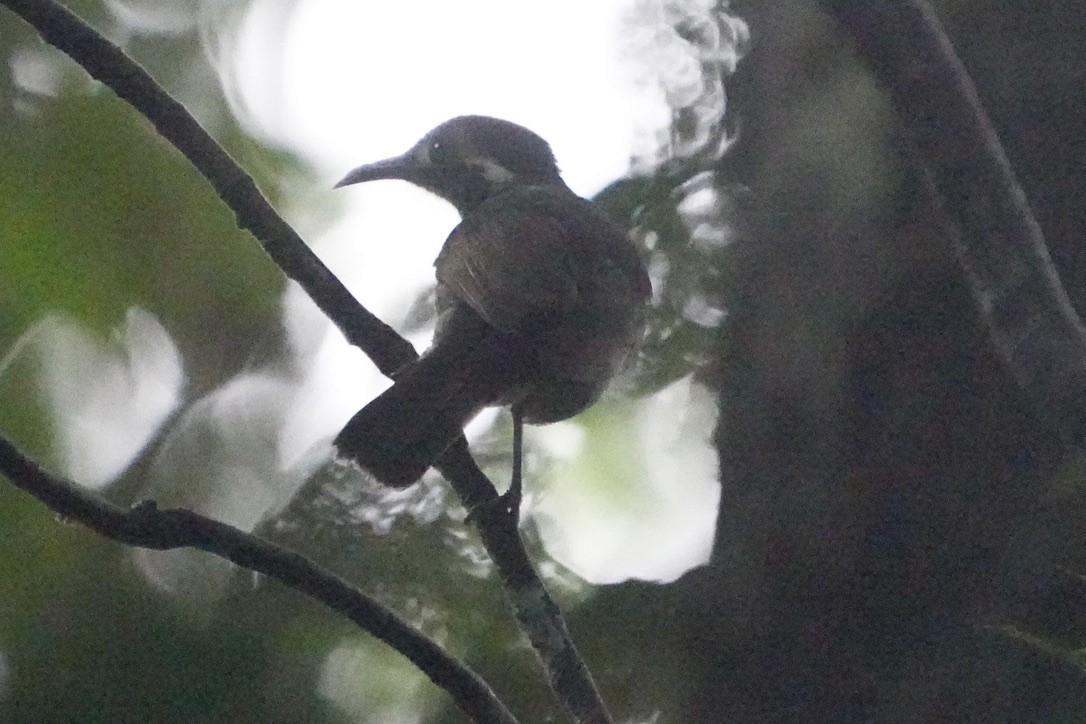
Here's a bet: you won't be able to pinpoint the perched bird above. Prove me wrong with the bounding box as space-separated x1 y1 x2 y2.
334 116 650 505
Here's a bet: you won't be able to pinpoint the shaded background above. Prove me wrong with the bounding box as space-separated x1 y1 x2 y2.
2 0 1086 721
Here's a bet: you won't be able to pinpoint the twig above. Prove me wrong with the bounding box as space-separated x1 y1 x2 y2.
819 0 1086 444
0 434 516 724
0 0 611 721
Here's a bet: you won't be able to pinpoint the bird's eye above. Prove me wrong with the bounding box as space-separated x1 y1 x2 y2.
428 140 450 164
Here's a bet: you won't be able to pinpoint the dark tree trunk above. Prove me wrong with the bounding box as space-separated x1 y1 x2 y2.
662 1 1086 720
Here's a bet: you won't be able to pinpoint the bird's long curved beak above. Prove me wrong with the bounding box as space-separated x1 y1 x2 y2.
334 153 417 188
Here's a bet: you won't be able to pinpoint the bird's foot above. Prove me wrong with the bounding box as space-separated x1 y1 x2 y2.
498 476 522 521
466 479 521 527
466 404 524 527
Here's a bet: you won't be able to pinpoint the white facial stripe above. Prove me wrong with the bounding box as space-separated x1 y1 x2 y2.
474 158 515 183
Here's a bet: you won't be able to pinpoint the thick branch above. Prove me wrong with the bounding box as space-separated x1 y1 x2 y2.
0 0 610 721
819 0 1086 443
0 434 515 724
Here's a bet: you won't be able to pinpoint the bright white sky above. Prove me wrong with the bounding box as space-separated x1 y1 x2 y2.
237 0 634 190
229 0 721 585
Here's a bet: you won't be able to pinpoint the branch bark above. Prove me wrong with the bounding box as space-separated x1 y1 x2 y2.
818 0 1086 445
0 434 516 724
0 0 610 721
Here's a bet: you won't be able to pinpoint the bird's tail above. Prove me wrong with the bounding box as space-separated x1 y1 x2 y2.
334 332 522 487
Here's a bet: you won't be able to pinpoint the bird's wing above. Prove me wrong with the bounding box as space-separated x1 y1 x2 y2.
435 206 579 333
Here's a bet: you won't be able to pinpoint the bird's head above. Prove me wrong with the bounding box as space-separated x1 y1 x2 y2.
335 116 564 215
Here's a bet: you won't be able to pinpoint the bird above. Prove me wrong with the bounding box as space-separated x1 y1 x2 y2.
333 115 650 511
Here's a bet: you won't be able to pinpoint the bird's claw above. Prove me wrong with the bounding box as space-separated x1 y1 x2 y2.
466 481 521 527
498 478 522 521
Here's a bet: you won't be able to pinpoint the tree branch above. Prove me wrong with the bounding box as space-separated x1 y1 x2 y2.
0 0 610 721
818 0 1086 444
0 434 516 724
2 0 414 377
438 442 611 724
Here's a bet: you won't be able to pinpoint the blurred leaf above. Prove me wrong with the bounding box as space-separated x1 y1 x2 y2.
0 90 285 383
595 163 736 397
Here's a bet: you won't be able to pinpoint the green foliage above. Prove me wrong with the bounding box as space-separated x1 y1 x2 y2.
6 0 1083 721
0 7 321 721
0 88 284 374
595 163 734 396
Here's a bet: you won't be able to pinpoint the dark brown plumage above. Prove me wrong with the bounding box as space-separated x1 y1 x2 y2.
334 116 650 488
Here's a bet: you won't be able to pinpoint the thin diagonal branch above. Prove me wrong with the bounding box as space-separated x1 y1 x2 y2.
2 0 415 377
0 1 610 721
0 434 516 724
438 443 610 724
819 0 1086 444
